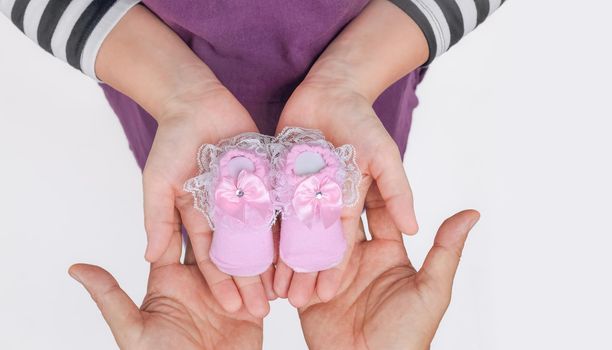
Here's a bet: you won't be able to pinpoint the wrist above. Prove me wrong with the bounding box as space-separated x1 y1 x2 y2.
155 76 256 143
94 5 228 122
301 0 428 103
302 56 367 100
281 69 371 131
153 64 228 123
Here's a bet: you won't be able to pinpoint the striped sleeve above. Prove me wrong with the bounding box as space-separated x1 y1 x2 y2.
1 0 140 79
389 0 506 65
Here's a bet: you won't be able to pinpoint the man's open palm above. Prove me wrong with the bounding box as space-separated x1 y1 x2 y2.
299 204 480 350
69 231 263 350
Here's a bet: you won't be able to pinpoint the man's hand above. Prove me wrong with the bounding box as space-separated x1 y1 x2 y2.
298 202 480 350
69 232 264 350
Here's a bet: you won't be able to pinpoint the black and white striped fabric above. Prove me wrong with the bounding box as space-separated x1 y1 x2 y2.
1 0 504 80
1 0 139 79
390 0 506 64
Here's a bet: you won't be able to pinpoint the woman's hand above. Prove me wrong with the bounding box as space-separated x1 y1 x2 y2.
298 206 480 350
275 81 418 306
69 233 264 350
143 83 276 318
274 0 429 305
94 5 275 317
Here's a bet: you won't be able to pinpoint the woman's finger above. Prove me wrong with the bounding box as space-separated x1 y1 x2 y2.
273 259 293 298
69 264 142 347
315 266 343 303
183 235 196 265
151 208 183 269
315 201 364 301
143 173 177 262
234 276 270 318
176 193 243 312
198 259 243 313
315 176 368 301
369 138 418 235
288 272 317 308
260 266 277 300
364 183 403 242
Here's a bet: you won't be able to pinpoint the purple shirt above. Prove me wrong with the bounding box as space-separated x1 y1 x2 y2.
101 0 424 170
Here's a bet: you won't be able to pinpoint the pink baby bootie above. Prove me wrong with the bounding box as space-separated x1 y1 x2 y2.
184 133 276 277
271 127 361 273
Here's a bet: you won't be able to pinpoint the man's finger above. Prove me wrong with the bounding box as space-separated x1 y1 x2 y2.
69 264 142 347
369 139 418 235
143 174 177 262
419 210 480 293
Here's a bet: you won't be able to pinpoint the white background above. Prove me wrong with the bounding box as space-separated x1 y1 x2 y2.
1 0 611 349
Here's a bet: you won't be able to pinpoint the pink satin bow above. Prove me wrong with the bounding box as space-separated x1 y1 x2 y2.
214 170 272 223
292 175 343 228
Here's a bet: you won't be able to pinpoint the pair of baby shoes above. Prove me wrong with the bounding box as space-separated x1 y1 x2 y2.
184 127 361 277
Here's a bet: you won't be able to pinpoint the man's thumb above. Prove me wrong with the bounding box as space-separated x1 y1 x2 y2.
69 264 142 345
420 210 480 293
